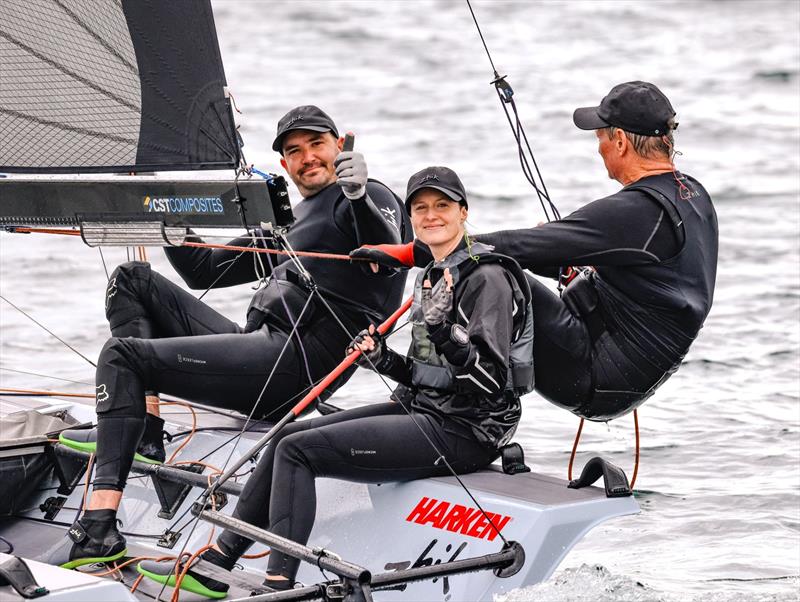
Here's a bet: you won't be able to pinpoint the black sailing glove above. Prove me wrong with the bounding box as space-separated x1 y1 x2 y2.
346 325 386 369
421 269 454 329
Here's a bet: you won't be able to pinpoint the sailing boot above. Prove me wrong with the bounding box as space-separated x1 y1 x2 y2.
136 548 233 599
44 509 127 569
59 413 167 464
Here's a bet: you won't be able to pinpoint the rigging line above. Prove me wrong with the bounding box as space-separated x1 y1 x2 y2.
265 250 314 388
0 367 93 386
510 98 558 219
466 0 499 76
314 288 511 547
195 247 250 302
182 240 357 262
315 290 509 546
158 295 318 552
165 322 415 531
0 389 93 399
279 232 511 546
98 247 110 281
0 295 96 367
209 294 316 474
466 0 557 223
495 85 552 216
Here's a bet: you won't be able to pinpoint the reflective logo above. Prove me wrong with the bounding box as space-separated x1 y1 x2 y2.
177 353 206 365
405 496 511 541
105 277 117 310
380 207 399 230
143 195 224 215
96 384 109 404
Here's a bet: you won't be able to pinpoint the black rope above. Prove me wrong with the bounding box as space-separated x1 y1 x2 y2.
465 0 560 223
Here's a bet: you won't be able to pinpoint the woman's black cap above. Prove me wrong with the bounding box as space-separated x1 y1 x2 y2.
272 105 339 152
573 81 676 136
405 166 468 214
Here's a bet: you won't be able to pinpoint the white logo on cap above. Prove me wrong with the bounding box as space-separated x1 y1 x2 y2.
420 174 440 182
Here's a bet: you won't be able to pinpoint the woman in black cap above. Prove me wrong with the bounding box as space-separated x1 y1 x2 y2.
136 166 533 596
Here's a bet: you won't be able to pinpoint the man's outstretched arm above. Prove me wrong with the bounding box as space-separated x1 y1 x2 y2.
165 230 276 290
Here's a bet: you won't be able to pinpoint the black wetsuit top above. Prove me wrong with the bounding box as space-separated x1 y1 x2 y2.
166 181 412 359
376 241 525 448
478 172 719 418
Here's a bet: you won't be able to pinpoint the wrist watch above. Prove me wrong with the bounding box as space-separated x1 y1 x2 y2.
450 323 469 346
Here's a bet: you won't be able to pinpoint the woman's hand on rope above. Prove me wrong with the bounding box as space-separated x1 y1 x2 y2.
346 324 385 369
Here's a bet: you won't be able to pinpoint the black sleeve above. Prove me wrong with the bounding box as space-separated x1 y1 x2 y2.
429 265 513 395
474 191 682 277
165 229 281 290
341 181 403 246
372 348 413 386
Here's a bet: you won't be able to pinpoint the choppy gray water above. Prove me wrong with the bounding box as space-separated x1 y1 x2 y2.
1 1 798 600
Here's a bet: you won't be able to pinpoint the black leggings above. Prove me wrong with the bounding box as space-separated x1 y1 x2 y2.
93 262 349 491
216 402 497 580
527 275 660 419
527 275 593 408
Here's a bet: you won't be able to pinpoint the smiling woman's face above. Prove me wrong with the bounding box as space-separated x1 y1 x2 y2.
409 189 467 257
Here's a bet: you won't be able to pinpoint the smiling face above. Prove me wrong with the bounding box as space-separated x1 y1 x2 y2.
409 188 467 260
279 130 343 198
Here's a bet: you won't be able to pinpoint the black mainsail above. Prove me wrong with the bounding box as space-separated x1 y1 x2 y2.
0 0 287 233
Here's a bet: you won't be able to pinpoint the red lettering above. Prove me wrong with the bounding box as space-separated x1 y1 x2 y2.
406 497 514 541
457 507 481 535
426 501 450 527
440 504 468 532
466 511 489 538
406 497 437 524
482 514 512 541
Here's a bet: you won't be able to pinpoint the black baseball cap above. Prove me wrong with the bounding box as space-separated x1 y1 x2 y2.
272 105 339 152
405 166 468 214
573 81 676 136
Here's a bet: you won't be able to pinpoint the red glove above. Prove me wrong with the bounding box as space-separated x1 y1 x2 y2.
350 241 423 269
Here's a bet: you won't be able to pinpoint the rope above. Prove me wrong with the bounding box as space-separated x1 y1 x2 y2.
631 409 640 489
567 410 641 490
0 295 97 367
6 227 365 262
567 418 584 481
464 0 559 222
0 387 93 398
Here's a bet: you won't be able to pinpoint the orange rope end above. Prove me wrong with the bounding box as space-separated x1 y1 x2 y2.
567 418 585 481
630 409 640 490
